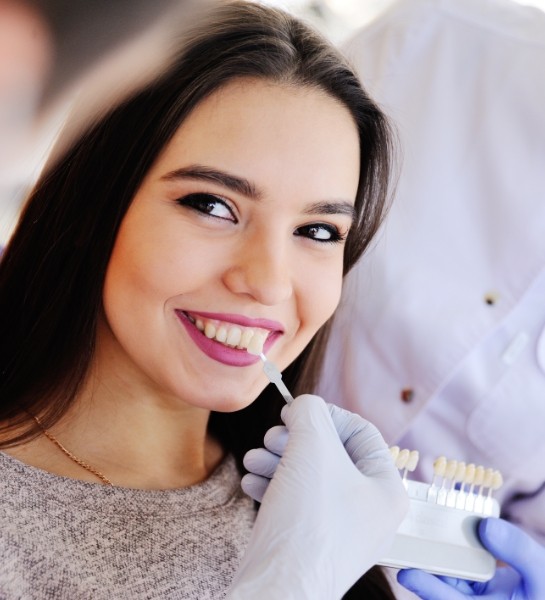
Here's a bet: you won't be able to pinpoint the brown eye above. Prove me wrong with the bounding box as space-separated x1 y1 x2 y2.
294 223 345 244
176 193 237 222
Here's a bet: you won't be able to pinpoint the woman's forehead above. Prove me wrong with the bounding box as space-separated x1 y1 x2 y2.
149 78 360 203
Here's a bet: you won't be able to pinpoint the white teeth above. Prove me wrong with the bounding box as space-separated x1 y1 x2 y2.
216 325 228 343
247 330 269 356
189 314 270 352
226 327 242 347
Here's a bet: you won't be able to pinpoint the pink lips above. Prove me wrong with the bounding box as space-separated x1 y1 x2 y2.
175 310 282 367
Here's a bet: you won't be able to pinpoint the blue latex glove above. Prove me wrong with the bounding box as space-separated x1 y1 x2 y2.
398 517 545 600
226 394 408 600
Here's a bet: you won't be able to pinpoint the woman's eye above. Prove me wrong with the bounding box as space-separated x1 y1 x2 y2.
294 223 346 244
176 193 236 222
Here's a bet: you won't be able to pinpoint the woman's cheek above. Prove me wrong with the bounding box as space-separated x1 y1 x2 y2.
300 262 344 330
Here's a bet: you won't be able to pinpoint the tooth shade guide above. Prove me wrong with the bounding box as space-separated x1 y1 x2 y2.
379 454 504 582
388 449 503 517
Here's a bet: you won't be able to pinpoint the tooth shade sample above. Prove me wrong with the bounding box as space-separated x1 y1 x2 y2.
247 330 268 356
406 450 419 472
491 470 503 491
396 449 410 470
389 446 400 462
445 460 457 480
474 466 485 486
464 463 476 484
433 456 447 477
482 468 494 488
454 462 466 483
238 328 254 349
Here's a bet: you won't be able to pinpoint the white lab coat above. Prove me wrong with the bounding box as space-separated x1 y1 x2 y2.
319 0 545 591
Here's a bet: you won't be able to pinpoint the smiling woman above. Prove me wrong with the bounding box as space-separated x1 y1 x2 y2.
102 78 360 412
0 1 395 598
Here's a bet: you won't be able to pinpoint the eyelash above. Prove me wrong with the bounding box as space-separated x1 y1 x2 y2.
294 224 347 244
176 192 347 244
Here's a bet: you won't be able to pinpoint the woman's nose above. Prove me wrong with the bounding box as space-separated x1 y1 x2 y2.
222 234 293 306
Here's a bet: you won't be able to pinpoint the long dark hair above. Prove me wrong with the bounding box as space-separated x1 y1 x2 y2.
0 2 394 597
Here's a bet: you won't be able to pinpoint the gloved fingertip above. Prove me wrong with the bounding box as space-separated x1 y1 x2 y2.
263 425 289 454
282 393 327 418
396 569 418 590
240 473 268 503
478 517 510 553
242 448 261 471
397 569 449 598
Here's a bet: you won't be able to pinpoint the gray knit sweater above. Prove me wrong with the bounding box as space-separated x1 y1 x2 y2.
0 452 255 599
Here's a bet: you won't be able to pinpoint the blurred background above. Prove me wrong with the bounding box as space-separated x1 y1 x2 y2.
1 0 544 244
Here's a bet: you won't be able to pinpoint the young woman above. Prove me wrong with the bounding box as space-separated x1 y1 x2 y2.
0 2 401 597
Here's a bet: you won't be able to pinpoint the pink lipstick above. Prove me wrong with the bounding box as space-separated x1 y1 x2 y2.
175 310 281 367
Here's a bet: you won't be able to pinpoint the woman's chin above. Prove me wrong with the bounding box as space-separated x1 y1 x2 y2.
208 383 269 413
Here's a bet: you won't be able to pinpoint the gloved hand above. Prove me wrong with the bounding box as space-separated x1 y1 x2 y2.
398 517 545 600
226 394 409 600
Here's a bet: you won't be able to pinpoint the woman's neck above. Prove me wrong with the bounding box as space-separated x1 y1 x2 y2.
4 376 225 490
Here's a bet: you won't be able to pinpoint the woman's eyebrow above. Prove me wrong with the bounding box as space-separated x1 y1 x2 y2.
162 164 356 219
161 164 262 200
303 201 356 221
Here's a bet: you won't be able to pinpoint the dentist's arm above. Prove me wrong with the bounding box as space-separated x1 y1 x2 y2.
227 394 408 600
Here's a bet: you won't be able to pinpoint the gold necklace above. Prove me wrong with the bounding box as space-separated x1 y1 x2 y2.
33 416 113 486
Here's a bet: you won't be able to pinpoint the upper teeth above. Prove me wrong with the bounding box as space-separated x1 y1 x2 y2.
189 314 270 354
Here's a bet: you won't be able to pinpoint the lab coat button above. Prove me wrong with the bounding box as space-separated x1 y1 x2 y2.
484 292 500 306
400 388 414 403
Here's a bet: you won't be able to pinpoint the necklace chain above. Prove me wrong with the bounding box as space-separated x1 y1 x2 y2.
33 416 113 486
